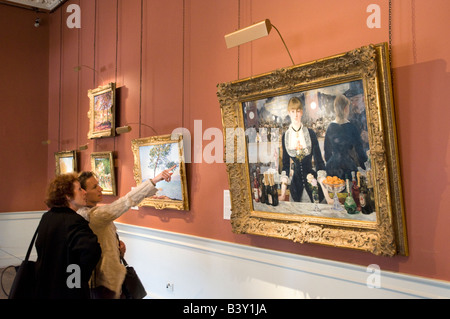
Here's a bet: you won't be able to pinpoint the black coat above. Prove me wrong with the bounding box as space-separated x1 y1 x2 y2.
282 128 326 202
34 206 101 299
324 122 367 180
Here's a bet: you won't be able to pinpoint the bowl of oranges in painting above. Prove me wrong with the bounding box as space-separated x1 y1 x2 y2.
322 176 346 196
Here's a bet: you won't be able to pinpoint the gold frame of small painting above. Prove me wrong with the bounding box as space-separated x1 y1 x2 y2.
131 134 189 211
90 151 117 196
87 82 116 139
55 150 78 175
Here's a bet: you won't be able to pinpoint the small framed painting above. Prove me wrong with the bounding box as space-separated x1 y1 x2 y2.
131 134 189 211
87 82 116 139
90 151 116 196
55 150 78 175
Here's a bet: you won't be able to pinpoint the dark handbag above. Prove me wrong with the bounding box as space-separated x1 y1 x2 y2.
121 257 147 299
8 227 39 299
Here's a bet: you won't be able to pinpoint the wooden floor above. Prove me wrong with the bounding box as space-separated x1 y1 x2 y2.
0 267 16 299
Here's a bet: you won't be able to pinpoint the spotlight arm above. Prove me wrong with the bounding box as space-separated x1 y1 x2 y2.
271 24 295 66
224 19 295 66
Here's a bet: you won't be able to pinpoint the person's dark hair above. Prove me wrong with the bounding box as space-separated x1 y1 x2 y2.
78 171 96 190
45 173 79 208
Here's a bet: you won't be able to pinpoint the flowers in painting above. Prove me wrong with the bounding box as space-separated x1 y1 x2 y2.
307 173 318 193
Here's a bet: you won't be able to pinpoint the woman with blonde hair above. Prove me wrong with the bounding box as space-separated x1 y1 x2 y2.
324 95 367 180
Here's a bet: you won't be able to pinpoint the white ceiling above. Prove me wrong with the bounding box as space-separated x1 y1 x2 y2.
4 0 66 11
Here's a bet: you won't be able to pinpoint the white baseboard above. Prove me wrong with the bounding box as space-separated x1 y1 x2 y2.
1 211 449 298
0 211 43 267
115 222 450 299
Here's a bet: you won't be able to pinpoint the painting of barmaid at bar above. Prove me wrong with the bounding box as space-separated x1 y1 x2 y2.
218 43 407 256
243 79 376 222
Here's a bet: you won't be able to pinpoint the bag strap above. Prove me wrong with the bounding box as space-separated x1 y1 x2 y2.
24 226 39 262
116 233 128 267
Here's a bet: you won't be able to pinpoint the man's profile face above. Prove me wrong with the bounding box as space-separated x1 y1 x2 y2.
349 94 365 114
85 176 103 206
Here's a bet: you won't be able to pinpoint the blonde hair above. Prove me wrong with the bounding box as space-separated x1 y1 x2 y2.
334 95 350 119
287 97 303 112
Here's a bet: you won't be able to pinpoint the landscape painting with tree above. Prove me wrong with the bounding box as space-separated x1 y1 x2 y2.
90 152 116 196
131 134 189 210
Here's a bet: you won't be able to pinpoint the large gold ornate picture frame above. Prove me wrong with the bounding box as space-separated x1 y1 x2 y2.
131 134 189 211
217 43 408 256
87 82 116 139
55 150 78 175
90 151 117 196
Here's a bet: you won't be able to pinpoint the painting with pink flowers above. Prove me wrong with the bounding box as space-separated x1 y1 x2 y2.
88 83 116 139
94 91 113 131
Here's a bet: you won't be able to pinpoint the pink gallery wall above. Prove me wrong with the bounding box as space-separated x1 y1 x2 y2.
0 5 49 212
7 0 449 282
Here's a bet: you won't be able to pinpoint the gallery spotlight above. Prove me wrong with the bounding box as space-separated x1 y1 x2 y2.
225 19 272 49
224 19 295 66
34 18 41 28
78 144 89 151
116 126 132 134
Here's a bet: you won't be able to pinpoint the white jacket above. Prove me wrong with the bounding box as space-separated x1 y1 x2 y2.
77 179 157 298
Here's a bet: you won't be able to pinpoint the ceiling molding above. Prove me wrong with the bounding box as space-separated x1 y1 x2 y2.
1 0 68 12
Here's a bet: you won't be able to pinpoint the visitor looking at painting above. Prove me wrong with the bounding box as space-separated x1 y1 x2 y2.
77 166 174 299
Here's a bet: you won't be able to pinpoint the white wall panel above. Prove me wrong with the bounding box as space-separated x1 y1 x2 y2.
115 223 450 299
1 212 449 299
0 211 42 267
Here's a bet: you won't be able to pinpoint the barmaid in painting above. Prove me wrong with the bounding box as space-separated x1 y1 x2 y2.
280 97 326 203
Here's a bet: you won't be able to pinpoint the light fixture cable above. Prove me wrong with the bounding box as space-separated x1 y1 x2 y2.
58 7 63 151
271 23 295 66
123 122 158 135
237 0 240 79
114 0 119 151
389 0 396 99
225 18 295 67
182 0 186 129
139 0 144 138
